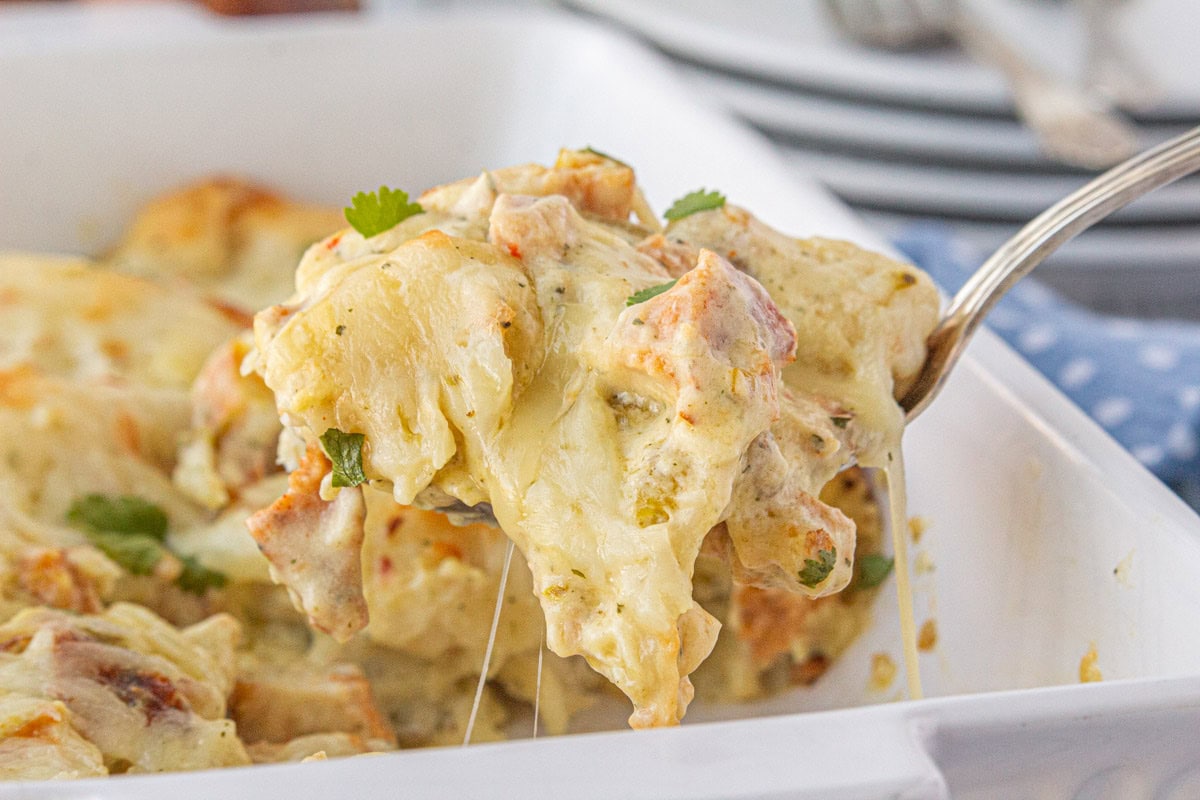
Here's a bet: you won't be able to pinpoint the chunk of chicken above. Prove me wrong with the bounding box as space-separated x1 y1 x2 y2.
246 444 366 641
174 333 282 510
0 696 106 780
0 604 248 775
656 207 940 466
11 547 114 614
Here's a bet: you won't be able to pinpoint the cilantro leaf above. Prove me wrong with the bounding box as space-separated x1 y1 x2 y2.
626 279 678 307
582 146 629 167
68 494 168 575
176 555 229 595
856 554 895 589
67 494 169 540
66 493 228 591
320 428 367 488
344 186 423 238
83 530 165 576
798 548 837 588
664 189 725 221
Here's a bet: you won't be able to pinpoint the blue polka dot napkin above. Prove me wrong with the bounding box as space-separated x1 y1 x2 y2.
892 223 1200 510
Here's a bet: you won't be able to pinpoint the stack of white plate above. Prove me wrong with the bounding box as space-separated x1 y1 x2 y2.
563 0 1200 319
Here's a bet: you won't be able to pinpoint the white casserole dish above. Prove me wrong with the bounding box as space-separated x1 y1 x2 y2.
2 6 1200 798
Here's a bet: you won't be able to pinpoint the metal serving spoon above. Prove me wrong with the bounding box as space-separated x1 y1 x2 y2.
900 125 1200 421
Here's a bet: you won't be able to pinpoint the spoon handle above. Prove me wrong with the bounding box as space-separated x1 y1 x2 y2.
948 2 1139 169
901 125 1200 421
1077 0 1165 112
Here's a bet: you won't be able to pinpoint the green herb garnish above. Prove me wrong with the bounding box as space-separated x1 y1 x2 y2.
321 428 367 488
67 494 228 593
626 279 678 307
856 554 895 589
664 189 725 221
344 186 423 238
84 530 165 576
67 494 168 540
176 554 230 595
582 146 629 167
798 548 837 588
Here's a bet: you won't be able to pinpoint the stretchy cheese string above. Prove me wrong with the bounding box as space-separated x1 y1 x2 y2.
533 629 545 738
463 538 515 746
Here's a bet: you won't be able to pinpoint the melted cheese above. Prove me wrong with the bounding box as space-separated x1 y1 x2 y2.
0 253 243 390
255 198 794 725
250 151 940 728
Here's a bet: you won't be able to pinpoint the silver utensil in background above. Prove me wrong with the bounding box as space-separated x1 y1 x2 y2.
1077 0 1165 112
822 0 1141 169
